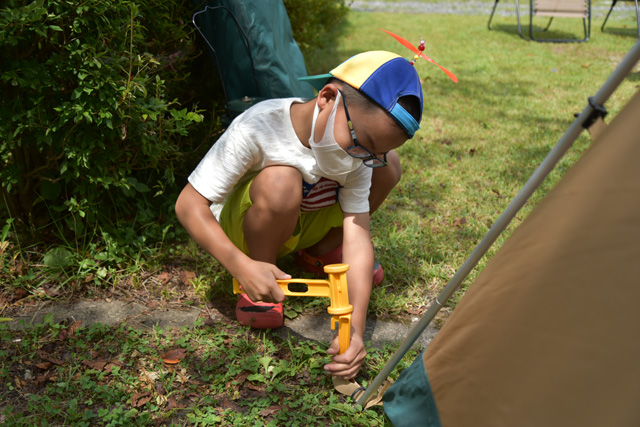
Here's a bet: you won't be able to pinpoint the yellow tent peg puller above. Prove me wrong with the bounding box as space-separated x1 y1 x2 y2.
233 263 353 354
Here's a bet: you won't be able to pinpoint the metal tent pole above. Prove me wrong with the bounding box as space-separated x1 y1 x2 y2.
357 39 640 409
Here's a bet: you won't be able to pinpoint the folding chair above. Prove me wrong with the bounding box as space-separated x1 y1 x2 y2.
601 0 640 38
488 0 591 42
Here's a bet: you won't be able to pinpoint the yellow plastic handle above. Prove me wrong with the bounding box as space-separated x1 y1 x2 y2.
233 263 353 354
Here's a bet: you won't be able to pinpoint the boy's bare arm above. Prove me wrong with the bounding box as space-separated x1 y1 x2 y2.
175 183 287 303
324 211 374 379
341 212 374 336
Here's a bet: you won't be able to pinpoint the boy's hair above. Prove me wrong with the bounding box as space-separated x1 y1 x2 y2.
333 78 422 125
300 51 424 138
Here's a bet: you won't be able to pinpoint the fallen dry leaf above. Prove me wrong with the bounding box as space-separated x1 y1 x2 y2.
219 396 244 412
234 371 249 384
176 367 191 384
259 405 282 417
155 381 166 396
160 348 187 365
166 396 178 410
406 307 423 316
83 360 108 371
43 285 62 298
157 272 172 285
453 217 467 227
492 189 506 199
68 320 83 334
131 392 152 408
104 361 123 374
37 350 64 366
36 370 56 385
245 382 263 392
156 394 167 407
13 288 28 302
179 270 196 285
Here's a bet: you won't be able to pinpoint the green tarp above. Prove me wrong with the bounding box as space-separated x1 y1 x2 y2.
192 0 314 109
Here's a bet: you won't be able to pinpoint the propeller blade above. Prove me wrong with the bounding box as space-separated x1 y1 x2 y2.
381 28 458 83
381 29 420 54
419 53 459 83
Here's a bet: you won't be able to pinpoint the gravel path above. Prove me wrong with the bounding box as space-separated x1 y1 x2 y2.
350 1 639 18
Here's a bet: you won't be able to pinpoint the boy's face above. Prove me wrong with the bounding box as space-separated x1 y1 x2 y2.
315 88 409 167
337 101 408 165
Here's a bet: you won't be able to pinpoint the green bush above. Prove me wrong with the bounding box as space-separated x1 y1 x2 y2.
284 0 349 59
0 0 348 263
0 0 203 246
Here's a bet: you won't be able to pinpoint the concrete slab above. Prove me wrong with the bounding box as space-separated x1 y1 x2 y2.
6 300 201 331
277 312 438 350
6 300 438 351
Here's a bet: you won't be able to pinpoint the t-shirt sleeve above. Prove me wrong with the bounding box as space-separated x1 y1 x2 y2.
338 166 372 214
187 123 257 204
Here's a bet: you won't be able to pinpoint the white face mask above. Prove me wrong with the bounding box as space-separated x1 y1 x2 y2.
309 91 361 176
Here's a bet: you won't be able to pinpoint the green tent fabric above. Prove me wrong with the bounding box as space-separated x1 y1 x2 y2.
382 350 441 427
192 0 314 106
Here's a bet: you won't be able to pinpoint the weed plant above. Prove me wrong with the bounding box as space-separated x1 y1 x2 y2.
0 316 417 425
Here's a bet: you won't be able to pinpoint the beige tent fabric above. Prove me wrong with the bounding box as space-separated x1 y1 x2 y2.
424 89 640 427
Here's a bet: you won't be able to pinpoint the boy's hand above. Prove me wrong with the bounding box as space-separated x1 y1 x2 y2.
324 332 366 380
235 260 290 303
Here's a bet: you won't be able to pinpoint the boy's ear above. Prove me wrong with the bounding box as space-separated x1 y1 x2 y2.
316 83 340 110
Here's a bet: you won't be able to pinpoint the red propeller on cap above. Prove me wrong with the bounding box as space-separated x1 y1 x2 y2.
381 29 458 83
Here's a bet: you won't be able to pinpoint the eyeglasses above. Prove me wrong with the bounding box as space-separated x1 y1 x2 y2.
339 90 388 168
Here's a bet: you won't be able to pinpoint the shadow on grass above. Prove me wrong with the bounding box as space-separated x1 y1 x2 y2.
628 71 640 82
600 27 640 39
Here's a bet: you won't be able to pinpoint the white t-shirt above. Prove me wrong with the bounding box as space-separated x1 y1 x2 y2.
188 98 372 220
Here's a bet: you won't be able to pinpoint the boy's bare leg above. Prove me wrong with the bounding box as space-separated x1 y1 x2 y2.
305 151 402 256
243 166 303 264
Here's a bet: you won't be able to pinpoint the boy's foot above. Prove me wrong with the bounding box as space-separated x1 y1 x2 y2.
235 294 284 329
294 245 384 286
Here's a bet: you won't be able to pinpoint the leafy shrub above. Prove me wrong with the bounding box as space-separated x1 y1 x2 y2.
0 0 348 263
0 0 203 246
283 0 349 58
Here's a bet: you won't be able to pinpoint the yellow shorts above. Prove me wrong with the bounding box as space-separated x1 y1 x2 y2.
219 177 344 258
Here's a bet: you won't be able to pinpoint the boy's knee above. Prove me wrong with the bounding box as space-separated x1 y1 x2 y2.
369 151 402 214
249 166 303 214
385 151 402 186
372 150 402 190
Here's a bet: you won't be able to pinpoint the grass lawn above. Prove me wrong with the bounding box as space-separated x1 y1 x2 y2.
2 6 639 426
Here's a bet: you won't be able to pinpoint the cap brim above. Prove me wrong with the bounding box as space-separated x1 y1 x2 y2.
298 73 333 92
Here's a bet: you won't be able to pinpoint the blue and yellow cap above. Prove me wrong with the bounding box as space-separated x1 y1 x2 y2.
299 51 423 138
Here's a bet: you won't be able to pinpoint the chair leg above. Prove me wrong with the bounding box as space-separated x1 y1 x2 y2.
517 0 529 40
584 14 591 42
488 0 500 30
601 0 618 32
542 17 554 32
635 0 640 38
585 1 591 42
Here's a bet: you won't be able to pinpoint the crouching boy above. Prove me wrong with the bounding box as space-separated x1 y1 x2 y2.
175 51 423 379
